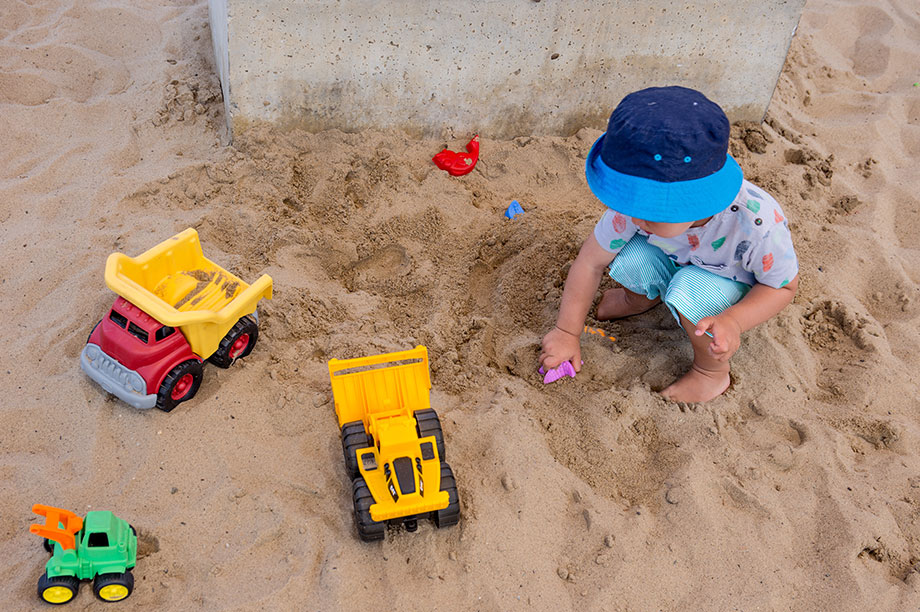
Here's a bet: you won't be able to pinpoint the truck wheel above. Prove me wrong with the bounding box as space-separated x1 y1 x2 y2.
156 360 203 412
93 571 134 602
38 572 79 605
342 421 371 480
353 476 385 542
209 316 259 368
432 462 460 529
414 409 446 461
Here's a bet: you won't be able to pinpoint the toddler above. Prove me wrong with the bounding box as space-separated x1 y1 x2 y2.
539 86 799 403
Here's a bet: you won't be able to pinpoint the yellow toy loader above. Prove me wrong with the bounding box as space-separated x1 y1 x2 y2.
328 346 460 541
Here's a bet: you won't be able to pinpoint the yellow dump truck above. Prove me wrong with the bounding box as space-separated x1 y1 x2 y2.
81 228 273 411
328 346 460 541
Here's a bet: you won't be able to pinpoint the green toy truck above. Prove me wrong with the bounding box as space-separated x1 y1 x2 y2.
29 504 138 605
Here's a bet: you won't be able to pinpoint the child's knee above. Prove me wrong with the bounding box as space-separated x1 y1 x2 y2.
609 236 676 297
663 267 748 323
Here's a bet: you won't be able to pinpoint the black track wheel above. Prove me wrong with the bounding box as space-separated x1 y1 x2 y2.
414 409 445 462
341 421 371 480
209 316 259 369
37 572 79 605
432 462 460 528
93 571 134 602
155 359 203 412
353 476 385 542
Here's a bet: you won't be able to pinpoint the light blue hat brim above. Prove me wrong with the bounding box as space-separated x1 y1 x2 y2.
585 134 743 223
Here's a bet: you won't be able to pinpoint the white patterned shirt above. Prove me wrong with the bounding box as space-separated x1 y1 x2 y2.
593 180 799 288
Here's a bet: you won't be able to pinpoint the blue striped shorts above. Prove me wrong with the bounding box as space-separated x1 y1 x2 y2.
609 235 751 326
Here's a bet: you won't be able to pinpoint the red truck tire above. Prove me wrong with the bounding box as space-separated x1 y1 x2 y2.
208 316 259 369
155 360 203 412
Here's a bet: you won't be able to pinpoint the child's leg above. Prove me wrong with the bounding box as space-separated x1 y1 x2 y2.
661 311 731 402
597 235 678 320
659 267 751 403
596 288 660 320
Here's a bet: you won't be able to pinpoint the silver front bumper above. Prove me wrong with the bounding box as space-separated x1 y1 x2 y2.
80 343 157 410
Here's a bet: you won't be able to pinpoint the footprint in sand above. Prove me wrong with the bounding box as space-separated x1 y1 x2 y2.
849 6 894 79
58 5 162 60
732 407 807 472
0 73 57 106
344 244 417 295
0 45 130 105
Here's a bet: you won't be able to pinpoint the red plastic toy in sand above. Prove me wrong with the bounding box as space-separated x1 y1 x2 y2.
432 135 479 176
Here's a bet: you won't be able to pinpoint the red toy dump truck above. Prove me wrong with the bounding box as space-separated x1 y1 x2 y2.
81 228 273 411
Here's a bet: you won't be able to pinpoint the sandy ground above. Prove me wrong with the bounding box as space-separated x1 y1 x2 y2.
2 0 920 610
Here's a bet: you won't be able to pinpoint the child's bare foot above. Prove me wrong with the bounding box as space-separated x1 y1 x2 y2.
659 364 730 403
596 288 661 320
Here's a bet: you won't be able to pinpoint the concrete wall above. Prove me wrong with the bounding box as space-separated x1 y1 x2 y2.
207 0 230 124
208 1 805 140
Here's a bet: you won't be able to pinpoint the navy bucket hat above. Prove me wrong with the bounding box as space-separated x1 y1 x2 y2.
585 86 743 223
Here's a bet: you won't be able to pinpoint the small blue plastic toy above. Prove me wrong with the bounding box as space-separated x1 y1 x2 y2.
504 200 524 219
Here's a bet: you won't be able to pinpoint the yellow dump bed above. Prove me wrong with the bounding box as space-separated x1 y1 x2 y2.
328 346 431 427
104 228 273 358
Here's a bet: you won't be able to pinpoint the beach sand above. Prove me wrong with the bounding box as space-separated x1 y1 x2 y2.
2 0 920 609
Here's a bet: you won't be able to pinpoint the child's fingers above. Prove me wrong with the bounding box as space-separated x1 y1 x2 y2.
694 317 716 339
706 329 737 361
694 317 712 334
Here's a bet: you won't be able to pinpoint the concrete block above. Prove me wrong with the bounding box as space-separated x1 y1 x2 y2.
208 0 804 139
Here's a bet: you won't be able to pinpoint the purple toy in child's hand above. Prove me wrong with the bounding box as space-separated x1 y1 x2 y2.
538 361 581 384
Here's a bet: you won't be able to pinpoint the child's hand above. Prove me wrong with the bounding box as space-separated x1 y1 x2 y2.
694 313 742 361
539 326 583 372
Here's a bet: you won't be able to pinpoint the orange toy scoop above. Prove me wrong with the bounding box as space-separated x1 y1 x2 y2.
432 135 479 176
30 504 83 551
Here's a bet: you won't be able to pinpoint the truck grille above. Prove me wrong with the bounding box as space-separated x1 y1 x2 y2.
83 345 146 393
80 344 156 409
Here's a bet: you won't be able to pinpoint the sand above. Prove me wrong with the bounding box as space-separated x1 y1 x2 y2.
2 0 920 610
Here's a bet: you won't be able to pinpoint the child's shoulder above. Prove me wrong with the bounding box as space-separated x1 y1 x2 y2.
739 180 783 210
717 180 790 236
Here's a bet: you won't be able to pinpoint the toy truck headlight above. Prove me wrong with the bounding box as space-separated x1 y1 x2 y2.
361 453 378 471
85 345 100 360
128 373 145 393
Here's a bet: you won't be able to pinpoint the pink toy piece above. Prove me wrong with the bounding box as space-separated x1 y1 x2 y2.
538 361 581 384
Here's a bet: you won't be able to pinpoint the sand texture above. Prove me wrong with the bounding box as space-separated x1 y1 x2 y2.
2 0 920 610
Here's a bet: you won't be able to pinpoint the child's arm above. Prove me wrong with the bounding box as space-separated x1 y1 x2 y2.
540 234 616 371
694 274 799 361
